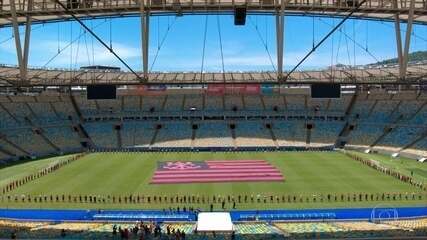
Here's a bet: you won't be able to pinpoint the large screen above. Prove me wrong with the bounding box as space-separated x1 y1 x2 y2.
87 85 116 100
311 83 341 98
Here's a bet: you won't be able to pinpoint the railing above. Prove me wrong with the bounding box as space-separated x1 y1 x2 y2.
1 0 426 13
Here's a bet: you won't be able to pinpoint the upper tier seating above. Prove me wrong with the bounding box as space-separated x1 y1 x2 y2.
262 96 284 111
234 122 275 147
183 95 203 110
3 128 56 156
163 95 184 111
153 122 192 147
43 126 82 152
310 121 345 145
0 105 17 128
285 95 306 113
346 124 385 147
84 122 117 148
193 122 234 147
377 125 426 149
122 96 141 112
121 121 155 147
204 96 224 111
273 121 307 147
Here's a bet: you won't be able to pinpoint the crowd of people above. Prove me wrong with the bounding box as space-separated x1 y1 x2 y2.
1 153 86 195
1 190 424 209
112 221 186 240
344 151 426 191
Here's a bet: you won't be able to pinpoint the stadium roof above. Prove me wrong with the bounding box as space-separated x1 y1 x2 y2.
0 0 427 27
1 0 426 86
0 63 426 87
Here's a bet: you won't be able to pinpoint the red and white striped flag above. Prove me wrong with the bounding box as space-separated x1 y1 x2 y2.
150 160 284 184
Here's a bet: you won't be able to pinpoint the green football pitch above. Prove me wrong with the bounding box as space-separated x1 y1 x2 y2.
0 151 426 210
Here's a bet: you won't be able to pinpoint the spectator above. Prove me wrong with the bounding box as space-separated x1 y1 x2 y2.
113 224 117 235
60 229 66 238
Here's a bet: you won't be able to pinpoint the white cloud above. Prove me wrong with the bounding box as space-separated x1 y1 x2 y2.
0 36 380 71
29 40 140 67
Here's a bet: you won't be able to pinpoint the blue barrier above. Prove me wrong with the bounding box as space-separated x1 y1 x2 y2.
0 209 93 221
0 207 425 222
92 211 193 221
238 212 336 221
230 207 427 221
0 209 197 222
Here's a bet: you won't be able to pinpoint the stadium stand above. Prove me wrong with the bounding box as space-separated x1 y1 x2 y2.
0 104 17 128
123 96 141 112
376 125 426 149
346 124 385 146
262 95 284 111
51 99 78 120
83 122 117 148
224 95 244 111
42 126 83 152
183 95 204 110
273 121 307 147
121 121 156 147
163 95 184 111
3 128 56 156
285 95 306 113
310 121 345 146
326 96 352 113
141 96 165 112
152 122 192 147
0 89 426 161
204 96 224 111
194 122 234 147
234 121 275 147
244 96 264 111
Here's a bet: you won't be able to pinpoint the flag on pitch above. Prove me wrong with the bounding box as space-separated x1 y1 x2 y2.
150 160 284 184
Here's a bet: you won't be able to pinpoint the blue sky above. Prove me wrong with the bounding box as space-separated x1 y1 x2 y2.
0 15 426 72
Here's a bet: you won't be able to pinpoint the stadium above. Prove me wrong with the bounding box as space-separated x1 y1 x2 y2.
0 0 427 239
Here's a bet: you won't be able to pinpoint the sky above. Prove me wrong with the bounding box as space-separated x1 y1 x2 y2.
0 15 426 72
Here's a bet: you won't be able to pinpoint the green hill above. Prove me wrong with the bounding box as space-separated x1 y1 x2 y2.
375 51 427 65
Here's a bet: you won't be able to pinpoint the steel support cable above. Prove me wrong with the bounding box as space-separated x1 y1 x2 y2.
343 25 353 68
74 27 82 69
37 20 106 72
365 20 369 51
70 22 73 71
312 16 315 49
83 31 91 66
216 15 225 78
57 23 61 53
91 20 95 65
265 16 268 48
336 27 343 65
330 19 335 78
353 19 356 68
248 16 277 72
342 25 355 79
149 17 177 71
157 17 160 50
378 21 427 43
0 25 44 45
200 15 208 82
318 18 397 78
109 17 113 49
332 26 343 79
52 0 143 82
285 0 367 81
